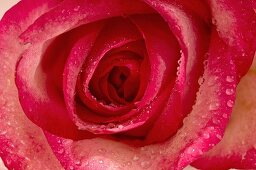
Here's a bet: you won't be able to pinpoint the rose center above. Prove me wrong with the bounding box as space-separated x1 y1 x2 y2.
108 66 131 101
88 52 142 105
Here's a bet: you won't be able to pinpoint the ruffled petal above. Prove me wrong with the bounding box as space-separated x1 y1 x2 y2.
0 0 64 169
192 56 256 169
15 22 102 138
20 0 154 44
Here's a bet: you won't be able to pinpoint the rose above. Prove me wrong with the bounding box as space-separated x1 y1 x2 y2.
0 1 255 170
0 0 255 169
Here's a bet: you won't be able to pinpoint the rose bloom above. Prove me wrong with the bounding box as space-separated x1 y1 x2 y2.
0 0 255 170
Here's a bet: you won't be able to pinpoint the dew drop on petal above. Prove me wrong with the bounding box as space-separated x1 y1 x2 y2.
85 161 89 166
140 161 151 169
241 152 247 160
203 60 208 67
177 58 182 65
140 147 146 151
225 88 234 95
74 6 80 11
227 100 234 107
98 148 106 153
226 76 234 83
107 123 116 129
209 102 220 111
57 148 64 154
127 161 132 166
133 155 139 161
216 134 222 140
75 160 81 166
198 77 204 85
203 132 210 139
222 114 228 118
117 125 124 129
212 118 220 124
187 147 195 154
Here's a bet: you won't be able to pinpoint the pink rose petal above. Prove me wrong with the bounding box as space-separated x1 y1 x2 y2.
0 0 64 169
192 57 256 169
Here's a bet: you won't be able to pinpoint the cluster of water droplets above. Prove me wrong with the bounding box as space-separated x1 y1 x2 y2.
176 50 183 77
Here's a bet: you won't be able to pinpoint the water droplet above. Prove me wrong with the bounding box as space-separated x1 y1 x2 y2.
212 118 220 124
198 149 203 155
203 132 210 139
140 147 146 151
209 126 215 130
107 123 116 129
222 114 228 118
225 88 234 95
216 134 222 140
177 58 182 65
126 161 132 166
133 155 139 161
72 161 79 167
209 102 220 111
99 160 104 164
57 148 64 154
74 6 80 11
6 158 11 165
227 100 234 107
176 67 180 76
100 125 106 129
212 18 217 25
241 152 246 160
226 76 234 83
98 148 106 153
198 77 204 85
140 161 151 169
215 68 221 73
187 147 195 154
118 125 124 129
207 78 215 86
203 60 208 66
24 157 30 161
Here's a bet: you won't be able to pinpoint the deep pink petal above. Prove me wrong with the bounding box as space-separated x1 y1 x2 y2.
140 0 211 144
65 19 147 134
207 0 256 78
192 57 256 169
44 45 237 168
15 22 102 139
20 0 154 44
75 18 142 117
0 0 64 169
